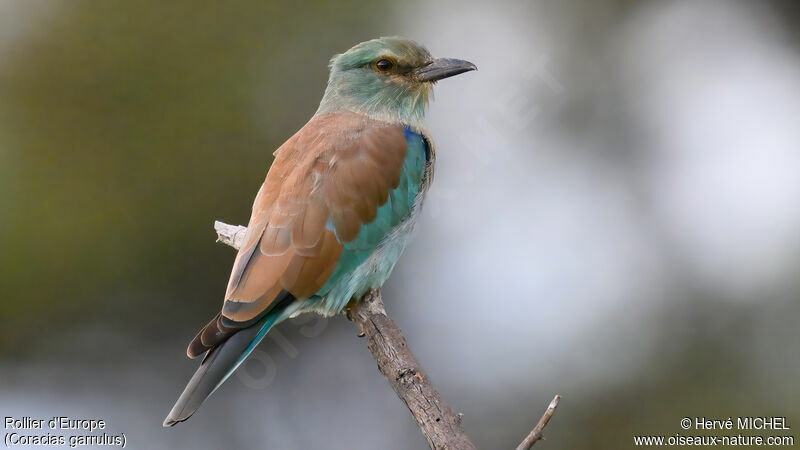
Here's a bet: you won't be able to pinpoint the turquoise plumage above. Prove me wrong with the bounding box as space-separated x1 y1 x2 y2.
314 127 427 303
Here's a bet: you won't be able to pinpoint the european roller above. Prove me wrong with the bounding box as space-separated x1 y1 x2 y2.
164 37 476 426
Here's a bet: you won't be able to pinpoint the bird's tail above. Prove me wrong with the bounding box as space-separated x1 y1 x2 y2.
163 310 282 427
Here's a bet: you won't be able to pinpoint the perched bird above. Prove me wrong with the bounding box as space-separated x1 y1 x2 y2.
163 37 476 426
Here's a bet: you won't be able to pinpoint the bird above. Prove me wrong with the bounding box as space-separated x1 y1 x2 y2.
163 37 476 427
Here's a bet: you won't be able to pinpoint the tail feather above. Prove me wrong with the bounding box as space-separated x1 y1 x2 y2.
163 312 279 427
186 291 295 358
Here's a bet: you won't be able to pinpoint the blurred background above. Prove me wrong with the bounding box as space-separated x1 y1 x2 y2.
2 0 799 448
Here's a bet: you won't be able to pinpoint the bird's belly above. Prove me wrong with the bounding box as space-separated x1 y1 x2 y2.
294 192 425 318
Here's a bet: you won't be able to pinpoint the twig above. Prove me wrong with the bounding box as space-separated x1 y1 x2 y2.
515 395 561 450
213 220 560 449
213 220 247 249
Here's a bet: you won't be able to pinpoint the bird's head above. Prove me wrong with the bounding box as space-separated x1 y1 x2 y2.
317 37 476 126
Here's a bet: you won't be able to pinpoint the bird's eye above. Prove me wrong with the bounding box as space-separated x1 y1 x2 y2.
374 58 395 73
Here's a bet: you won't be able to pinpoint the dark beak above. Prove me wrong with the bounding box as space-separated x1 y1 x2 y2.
414 58 477 82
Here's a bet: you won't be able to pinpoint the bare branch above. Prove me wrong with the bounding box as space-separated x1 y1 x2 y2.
213 220 561 449
515 395 561 450
346 289 477 450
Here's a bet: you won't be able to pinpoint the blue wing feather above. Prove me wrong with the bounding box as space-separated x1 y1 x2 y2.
313 128 428 299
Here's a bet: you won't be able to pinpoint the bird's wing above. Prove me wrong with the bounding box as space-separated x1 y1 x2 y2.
187 112 409 358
